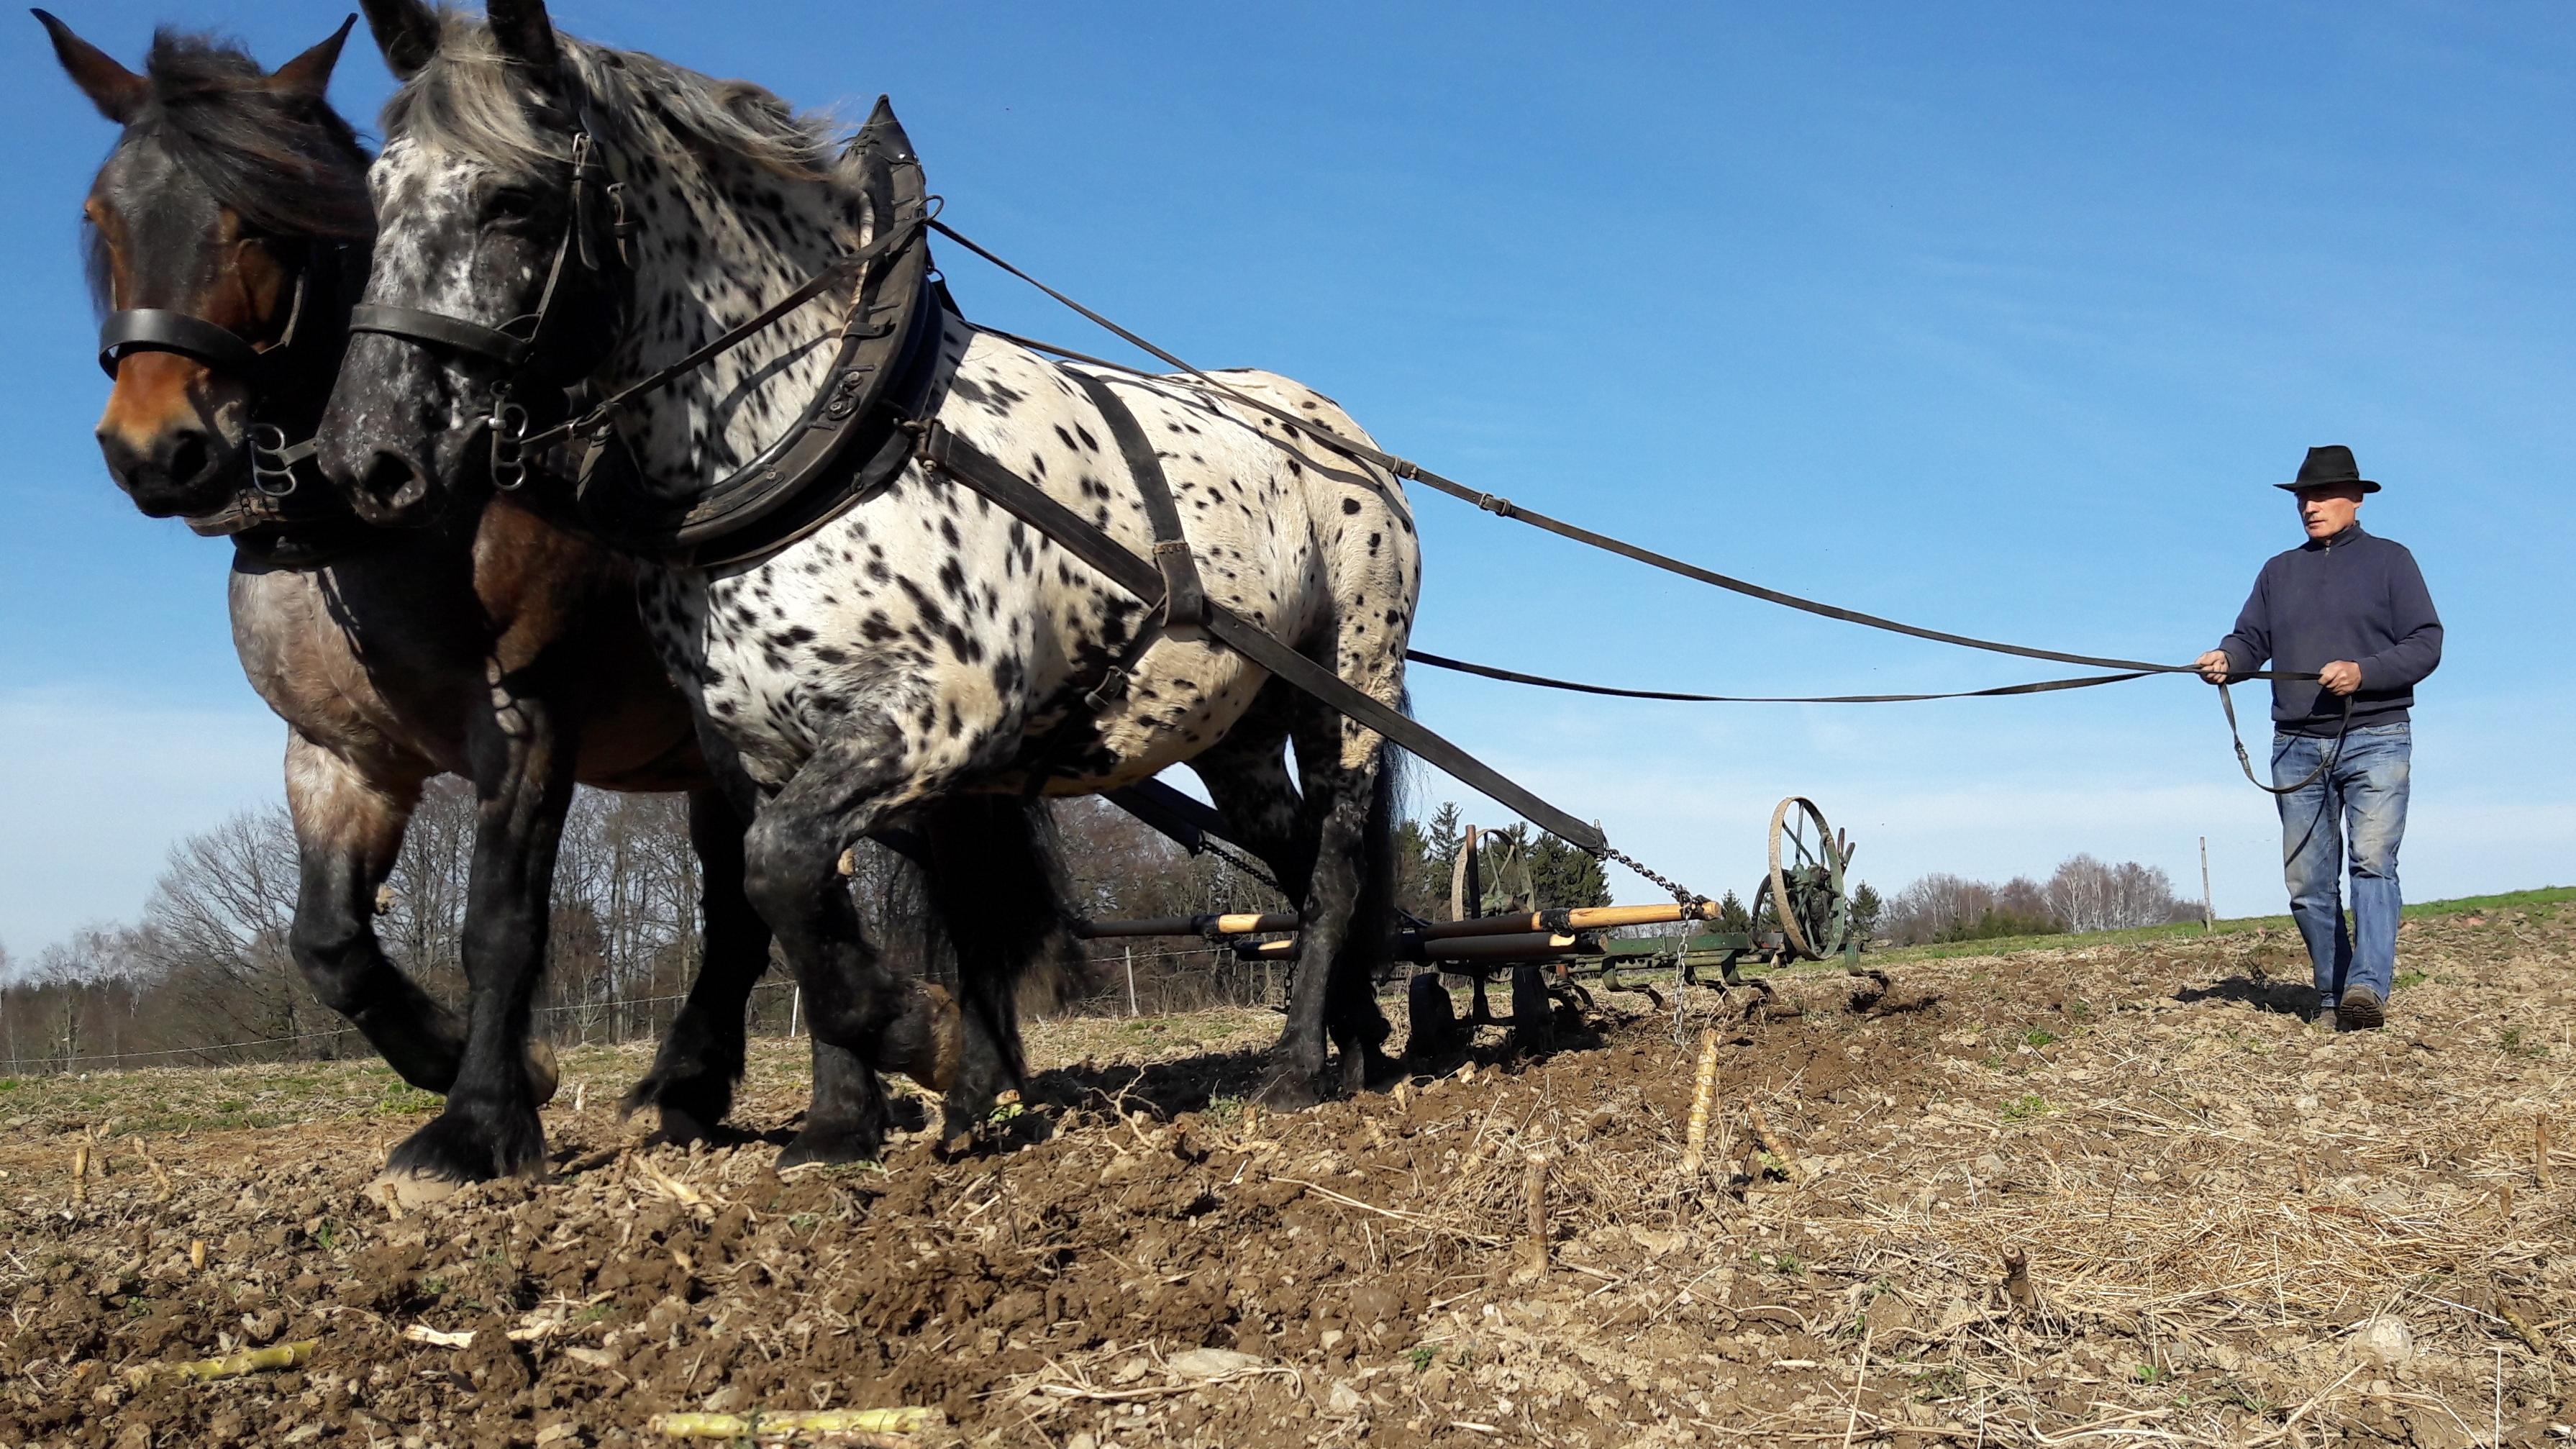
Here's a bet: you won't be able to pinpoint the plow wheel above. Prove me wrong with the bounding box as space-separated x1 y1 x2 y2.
1765 796 1853 962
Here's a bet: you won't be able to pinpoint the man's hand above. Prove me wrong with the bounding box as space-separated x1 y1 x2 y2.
2318 660 2363 696
2195 649 2236 684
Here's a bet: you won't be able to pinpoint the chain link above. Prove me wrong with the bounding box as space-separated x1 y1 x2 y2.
1594 841 1709 912
1196 833 1288 900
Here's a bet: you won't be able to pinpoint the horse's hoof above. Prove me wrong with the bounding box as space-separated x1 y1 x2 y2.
381 1101 547 1201
620 1068 737 1145
525 1039 561 1107
1358 1047 1406 1093
894 983 965 1093
1254 1070 1324 1112
778 1125 881 1171
364 1168 461 1216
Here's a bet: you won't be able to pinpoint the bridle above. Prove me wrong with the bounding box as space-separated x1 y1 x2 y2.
97 235 353 500
342 95 944 568
346 124 634 493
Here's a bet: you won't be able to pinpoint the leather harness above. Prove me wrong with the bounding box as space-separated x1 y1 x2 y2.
344 94 1606 848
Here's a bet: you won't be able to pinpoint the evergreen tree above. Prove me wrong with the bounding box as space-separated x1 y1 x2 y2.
1850 881 1883 945
1527 830 1611 909
1424 802 1462 873
1715 889 1752 934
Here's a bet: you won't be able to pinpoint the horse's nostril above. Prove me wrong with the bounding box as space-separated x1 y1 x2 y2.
165 431 211 486
361 450 423 502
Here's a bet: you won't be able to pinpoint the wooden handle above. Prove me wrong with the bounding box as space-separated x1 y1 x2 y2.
1077 912 1299 939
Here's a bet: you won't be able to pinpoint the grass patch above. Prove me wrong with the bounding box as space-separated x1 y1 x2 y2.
2000 1094 2051 1123
373 1084 442 1117
2024 1028 2060 1048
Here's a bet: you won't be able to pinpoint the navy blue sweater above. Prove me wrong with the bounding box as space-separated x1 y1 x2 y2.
2220 524 2442 735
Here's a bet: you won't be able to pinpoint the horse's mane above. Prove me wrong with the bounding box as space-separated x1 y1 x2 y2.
83 29 374 308
384 12 848 189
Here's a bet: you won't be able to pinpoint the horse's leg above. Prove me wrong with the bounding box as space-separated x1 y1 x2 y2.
1326 756 1405 1091
282 732 465 1087
920 796 1078 1148
374 687 576 1202
622 786 773 1143
1258 697 1396 1109
1188 682 1316 896
742 719 960 1168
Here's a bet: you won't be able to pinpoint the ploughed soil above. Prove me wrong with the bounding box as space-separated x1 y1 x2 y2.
4 902 2572 1448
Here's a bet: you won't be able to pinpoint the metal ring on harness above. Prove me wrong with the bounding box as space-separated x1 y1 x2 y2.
488 399 534 492
249 423 299 497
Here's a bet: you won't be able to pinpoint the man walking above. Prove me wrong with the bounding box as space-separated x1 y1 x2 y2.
2198 446 2442 1031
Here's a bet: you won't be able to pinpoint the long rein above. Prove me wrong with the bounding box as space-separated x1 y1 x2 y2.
319 124 2357 804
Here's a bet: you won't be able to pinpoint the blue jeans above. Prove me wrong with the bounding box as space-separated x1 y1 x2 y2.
2273 723 2411 1009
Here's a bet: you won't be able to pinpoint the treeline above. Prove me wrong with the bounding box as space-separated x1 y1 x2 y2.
1879 853 2200 945
0 783 1611 1073
0 784 793 1076
1 778 2198 1072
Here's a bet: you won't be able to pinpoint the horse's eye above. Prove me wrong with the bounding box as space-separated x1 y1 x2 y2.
485 188 540 223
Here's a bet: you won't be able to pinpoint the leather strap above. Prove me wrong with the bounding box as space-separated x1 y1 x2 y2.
565 99 936 567
98 309 267 377
348 304 533 368
916 419 1604 850
1068 371 1206 630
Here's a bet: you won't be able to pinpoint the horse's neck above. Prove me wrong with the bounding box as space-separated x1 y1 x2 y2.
614 147 861 503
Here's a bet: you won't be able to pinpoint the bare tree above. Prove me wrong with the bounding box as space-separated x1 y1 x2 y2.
129 809 308 1052
2044 854 2188 932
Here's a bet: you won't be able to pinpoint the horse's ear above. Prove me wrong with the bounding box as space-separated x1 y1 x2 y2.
357 0 437 80
269 14 357 104
32 9 147 124
486 0 559 73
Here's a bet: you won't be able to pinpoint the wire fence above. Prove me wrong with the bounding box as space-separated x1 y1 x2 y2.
0 940 1298 1078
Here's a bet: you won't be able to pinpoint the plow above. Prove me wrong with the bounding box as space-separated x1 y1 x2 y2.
1078 795 1878 1055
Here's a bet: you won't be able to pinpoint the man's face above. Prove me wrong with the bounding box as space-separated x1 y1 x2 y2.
2294 483 2365 540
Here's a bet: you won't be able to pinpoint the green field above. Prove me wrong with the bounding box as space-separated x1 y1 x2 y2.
1870 883 2573 963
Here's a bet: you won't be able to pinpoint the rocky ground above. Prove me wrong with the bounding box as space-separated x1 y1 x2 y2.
3 896 2570 1448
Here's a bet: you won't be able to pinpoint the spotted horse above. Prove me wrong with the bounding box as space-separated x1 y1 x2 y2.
315 0 1506 1163
40 11 1079 1202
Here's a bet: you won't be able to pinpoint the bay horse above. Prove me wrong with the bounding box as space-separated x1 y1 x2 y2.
319 0 1416 1164
42 13 1075 1199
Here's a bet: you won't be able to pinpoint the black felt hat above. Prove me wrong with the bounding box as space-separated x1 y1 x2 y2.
2276 445 2380 494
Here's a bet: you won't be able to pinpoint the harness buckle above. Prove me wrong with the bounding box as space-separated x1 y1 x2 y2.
489 398 533 492
1081 666 1132 713
249 423 298 498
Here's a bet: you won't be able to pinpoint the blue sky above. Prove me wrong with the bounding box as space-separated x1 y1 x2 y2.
4 1 2570 960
